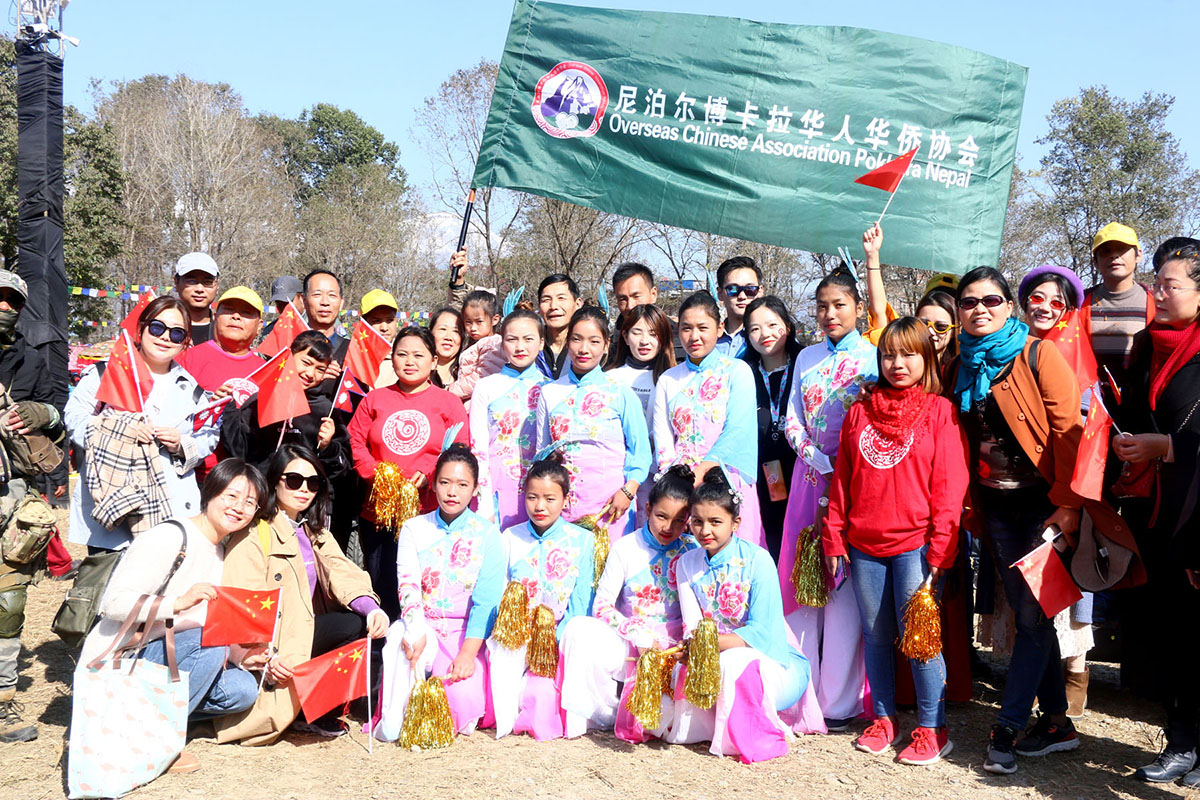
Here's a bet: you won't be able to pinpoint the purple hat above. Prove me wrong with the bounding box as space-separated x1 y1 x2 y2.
1018 264 1085 309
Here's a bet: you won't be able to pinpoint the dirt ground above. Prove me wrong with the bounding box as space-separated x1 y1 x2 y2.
3 517 1194 800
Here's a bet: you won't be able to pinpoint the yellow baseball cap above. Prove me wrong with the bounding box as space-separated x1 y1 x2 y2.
360 289 398 314
1092 222 1139 252
216 285 263 314
924 273 960 295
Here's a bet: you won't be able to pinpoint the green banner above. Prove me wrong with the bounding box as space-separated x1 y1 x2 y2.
473 0 1028 274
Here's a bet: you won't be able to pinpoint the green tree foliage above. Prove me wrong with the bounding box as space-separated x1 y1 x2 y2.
1035 87 1200 280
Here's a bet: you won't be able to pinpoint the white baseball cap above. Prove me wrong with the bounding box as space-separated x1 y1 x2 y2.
175 252 220 278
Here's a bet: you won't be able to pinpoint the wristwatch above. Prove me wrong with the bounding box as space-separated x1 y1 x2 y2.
620 485 635 501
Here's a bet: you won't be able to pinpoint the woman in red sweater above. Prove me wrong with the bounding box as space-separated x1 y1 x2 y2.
348 325 468 619
822 317 969 766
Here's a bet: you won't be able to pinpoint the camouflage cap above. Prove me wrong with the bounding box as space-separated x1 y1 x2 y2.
0 270 28 300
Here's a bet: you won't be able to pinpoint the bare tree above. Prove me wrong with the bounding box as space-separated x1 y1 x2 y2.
413 59 526 287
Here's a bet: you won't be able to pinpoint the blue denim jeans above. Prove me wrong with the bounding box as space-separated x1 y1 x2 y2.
849 545 946 728
140 626 258 720
979 487 1066 730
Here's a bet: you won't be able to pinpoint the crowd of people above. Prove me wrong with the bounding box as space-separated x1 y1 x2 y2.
5 219 1200 789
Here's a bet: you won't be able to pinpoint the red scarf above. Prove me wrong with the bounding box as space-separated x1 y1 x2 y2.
1148 319 1200 410
864 384 931 444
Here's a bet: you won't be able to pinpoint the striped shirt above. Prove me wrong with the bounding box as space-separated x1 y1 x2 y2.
1087 284 1151 384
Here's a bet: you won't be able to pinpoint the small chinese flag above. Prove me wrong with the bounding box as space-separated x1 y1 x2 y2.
333 367 364 414
95 330 153 413
1012 541 1082 618
292 638 370 721
1044 309 1098 394
854 147 919 193
344 320 392 388
1070 388 1113 502
119 290 157 342
256 300 309 357
201 586 281 647
251 348 311 427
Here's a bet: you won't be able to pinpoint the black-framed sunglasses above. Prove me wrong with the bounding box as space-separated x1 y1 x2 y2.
280 472 321 492
0 288 25 310
957 294 1006 311
723 283 760 298
146 319 188 344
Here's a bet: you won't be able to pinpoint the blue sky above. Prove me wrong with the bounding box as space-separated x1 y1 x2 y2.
56 0 1199 195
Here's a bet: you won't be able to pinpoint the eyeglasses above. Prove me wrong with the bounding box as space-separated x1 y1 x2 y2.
957 295 1006 311
218 490 258 512
920 319 959 334
1151 283 1200 298
180 276 216 288
281 472 321 492
723 284 760 299
1027 292 1066 311
146 319 188 344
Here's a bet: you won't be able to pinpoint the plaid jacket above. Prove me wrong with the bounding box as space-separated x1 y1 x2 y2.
84 412 171 536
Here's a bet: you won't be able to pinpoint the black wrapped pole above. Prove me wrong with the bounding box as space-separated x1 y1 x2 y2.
14 40 67 411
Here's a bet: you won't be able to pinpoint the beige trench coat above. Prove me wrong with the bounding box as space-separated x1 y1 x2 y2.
214 511 379 746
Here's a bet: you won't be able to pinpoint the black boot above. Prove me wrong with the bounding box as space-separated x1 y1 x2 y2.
1135 748 1196 783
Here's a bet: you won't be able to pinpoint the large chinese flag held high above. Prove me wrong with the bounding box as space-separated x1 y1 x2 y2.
249 348 310 427
292 638 370 721
854 147 919 193
118 290 156 342
94 330 153 413
1012 541 1082 618
343 320 392 388
256 300 309 357
1070 388 1113 502
201 586 281 647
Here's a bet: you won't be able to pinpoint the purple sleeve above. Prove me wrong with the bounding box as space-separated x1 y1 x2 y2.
294 527 319 599
350 596 382 617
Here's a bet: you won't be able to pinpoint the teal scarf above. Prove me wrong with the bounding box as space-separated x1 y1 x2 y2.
954 317 1029 411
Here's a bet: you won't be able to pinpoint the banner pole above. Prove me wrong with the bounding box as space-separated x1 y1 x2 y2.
449 188 477 285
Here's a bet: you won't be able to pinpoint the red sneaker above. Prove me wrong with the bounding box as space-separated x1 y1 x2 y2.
853 718 899 755
897 727 953 765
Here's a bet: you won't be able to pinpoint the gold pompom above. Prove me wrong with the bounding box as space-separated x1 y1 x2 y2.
624 647 678 731
575 514 610 590
526 604 560 678
899 579 942 662
791 525 830 608
370 461 421 536
684 618 721 709
398 677 454 749
397 677 427 748
491 581 531 650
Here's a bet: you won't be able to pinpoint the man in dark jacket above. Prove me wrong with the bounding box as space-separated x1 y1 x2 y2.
0 269 65 743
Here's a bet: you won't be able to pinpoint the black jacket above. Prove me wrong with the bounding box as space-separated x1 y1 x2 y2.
219 385 350 481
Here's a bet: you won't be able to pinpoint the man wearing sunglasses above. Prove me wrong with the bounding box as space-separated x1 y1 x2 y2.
0 269 66 743
714 255 763 358
173 252 220 346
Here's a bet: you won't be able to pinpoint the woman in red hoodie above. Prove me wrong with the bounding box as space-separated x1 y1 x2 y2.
822 317 969 766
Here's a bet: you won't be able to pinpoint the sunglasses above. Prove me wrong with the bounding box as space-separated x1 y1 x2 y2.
146 319 188 344
1027 292 1066 311
723 283 760 298
957 294 1006 311
280 472 321 492
921 319 959 334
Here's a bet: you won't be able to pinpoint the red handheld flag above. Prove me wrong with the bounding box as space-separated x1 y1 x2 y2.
292 637 370 722
201 586 281 647
192 397 232 433
94 330 153 413
256 300 309 357
1069 388 1113 502
1044 309 1099 394
251 348 310 427
343 319 392 388
333 367 364 414
119 290 157 342
854 147 919 193
1012 541 1082 618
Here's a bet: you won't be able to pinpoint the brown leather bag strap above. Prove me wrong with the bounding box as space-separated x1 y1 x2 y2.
163 619 181 682
85 593 152 671
119 594 166 665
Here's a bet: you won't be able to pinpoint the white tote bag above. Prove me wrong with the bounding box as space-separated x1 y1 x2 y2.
68 595 188 799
